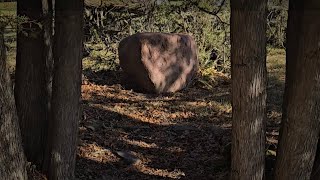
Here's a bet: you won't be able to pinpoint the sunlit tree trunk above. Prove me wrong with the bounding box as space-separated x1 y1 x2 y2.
230 0 267 179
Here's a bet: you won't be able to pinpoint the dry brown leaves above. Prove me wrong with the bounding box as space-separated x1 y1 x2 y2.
76 70 282 179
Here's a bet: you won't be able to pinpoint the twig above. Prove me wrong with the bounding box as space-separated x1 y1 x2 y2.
189 0 229 26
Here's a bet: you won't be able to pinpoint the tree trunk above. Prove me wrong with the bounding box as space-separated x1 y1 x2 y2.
0 27 28 180
230 0 267 179
274 0 320 179
15 0 52 168
48 0 84 179
41 0 54 173
311 140 320 179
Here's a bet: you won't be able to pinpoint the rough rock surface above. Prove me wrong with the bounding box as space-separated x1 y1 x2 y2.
118 32 199 93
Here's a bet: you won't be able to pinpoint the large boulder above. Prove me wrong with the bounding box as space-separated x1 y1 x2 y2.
118 32 199 93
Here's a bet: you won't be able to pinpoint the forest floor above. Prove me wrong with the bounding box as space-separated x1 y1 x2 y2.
4 35 285 179
75 49 285 180
3 32 285 180
1 3 285 178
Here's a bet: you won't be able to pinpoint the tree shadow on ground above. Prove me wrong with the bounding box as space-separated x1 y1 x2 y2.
83 68 155 93
75 157 169 180
77 75 232 179
78 67 285 179
265 69 286 179
77 98 231 179
83 69 122 86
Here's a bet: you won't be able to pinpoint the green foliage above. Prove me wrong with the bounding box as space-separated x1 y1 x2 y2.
1 1 44 72
83 43 119 71
1 2 42 37
84 0 232 82
1 1 288 88
0 14 17 30
0 2 16 16
0 2 17 72
267 0 288 48
84 0 288 81
0 2 16 27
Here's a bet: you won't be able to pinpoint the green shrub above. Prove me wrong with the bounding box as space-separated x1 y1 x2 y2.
83 0 287 87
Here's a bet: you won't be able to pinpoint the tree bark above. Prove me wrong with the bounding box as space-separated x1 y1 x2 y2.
0 27 28 180
48 0 84 179
311 140 320 179
41 0 54 173
274 0 320 179
230 0 267 179
15 0 52 168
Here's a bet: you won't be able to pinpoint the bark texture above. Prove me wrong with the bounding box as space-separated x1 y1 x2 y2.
230 0 267 179
48 0 84 179
311 140 320 179
41 0 54 173
15 0 52 167
0 28 27 180
274 1 320 179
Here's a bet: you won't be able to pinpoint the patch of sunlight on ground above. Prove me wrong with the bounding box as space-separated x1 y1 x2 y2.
92 103 173 125
121 137 158 149
79 143 120 163
133 164 186 179
79 142 186 179
184 100 232 114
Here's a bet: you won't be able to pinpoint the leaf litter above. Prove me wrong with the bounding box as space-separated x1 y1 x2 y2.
75 69 284 179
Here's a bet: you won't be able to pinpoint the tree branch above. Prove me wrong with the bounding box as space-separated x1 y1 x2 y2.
189 0 229 25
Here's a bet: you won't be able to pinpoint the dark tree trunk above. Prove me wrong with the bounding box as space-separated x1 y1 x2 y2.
230 0 267 179
0 27 27 180
15 0 52 168
41 0 54 173
311 140 320 179
48 0 84 179
274 0 320 179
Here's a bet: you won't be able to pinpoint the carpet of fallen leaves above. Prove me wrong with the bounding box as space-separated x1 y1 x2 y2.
74 69 283 180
